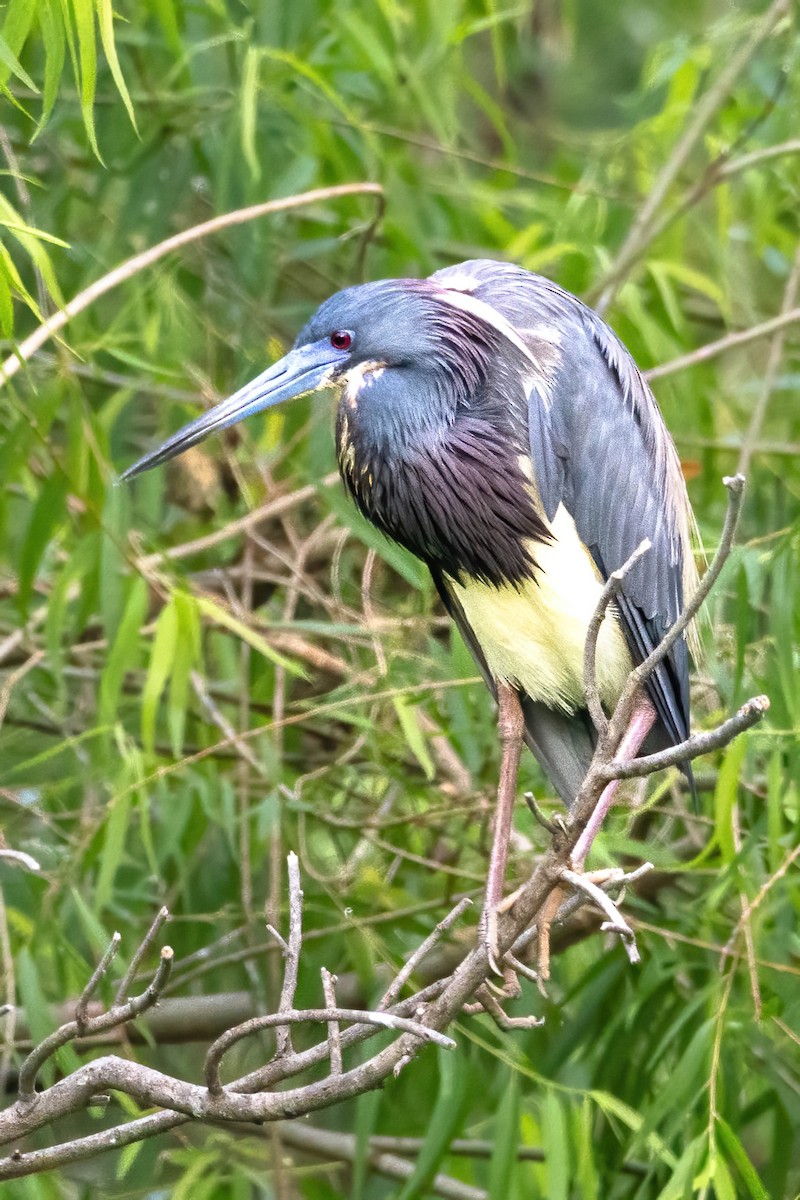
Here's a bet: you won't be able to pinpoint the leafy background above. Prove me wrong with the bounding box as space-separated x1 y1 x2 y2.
1 0 799 1196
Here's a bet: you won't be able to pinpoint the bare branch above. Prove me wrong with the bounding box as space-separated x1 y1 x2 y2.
0 849 41 873
0 472 771 1179
592 0 790 311
0 185 384 389
379 896 473 1011
583 538 651 737
275 852 303 1058
604 695 770 780
609 475 745 743
74 934 122 1034
737 244 800 478
645 306 800 381
321 970 342 1075
561 869 640 965
16 948 173 1103
114 908 170 1007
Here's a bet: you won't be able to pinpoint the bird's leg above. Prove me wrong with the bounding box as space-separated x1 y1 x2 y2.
536 694 657 979
572 694 657 869
482 682 525 976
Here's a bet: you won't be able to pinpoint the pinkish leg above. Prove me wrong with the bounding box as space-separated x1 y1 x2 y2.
482 683 525 970
572 696 657 869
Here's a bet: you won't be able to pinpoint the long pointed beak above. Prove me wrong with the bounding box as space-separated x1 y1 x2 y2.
119 340 340 481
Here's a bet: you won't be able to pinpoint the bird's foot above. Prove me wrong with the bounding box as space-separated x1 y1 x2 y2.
524 791 569 838
480 892 520 977
464 978 544 1030
558 861 653 966
470 898 546 1029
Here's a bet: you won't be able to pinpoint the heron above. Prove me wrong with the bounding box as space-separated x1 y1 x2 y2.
122 258 698 964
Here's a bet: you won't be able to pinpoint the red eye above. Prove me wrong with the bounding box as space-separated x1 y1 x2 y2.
330 330 352 351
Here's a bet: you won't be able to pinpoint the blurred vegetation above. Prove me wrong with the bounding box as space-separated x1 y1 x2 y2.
0 0 799 1196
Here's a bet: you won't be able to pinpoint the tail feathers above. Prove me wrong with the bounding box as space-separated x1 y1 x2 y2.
520 698 596 808
521 697 697 810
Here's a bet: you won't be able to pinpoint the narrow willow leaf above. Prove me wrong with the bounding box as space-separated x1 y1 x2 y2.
35 0 66 133
0 33 39 91
72 0 102 159
99 576 149 724
716 1117 770 1200
488 1069 520 1200
18 472 68 615
195 594 307 678
0 257 13 336
397 1046 469 1200
168 589 201 755
240 45 261 182
94 789 132 914
353 1088 382 1200
95 0 137 130
0 0 36 85
393 695 435 779
714 737 747 865
541 1092 569 1200
142 597 179 754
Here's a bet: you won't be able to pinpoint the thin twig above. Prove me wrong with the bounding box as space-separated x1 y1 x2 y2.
737 245 800 478
274 1121 489 1200
321 969 342 1075
0 849 41 873
74 934 122 1033
17 948 173 1101
203 1008 456 1095
190 672 266 774
592 0 790 311
275 852 303 1058
0 185 384 388
583 539 651 737
561 869 640 965
645 306 800 381
604 694 769 780
610 475 746 741
135 473 339 571
114 909 170 1006
379 897 473 1011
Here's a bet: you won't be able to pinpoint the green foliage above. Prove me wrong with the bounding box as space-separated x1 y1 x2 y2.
1 1 799 1197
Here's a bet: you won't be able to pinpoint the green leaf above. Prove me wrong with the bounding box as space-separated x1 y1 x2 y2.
99 576 149 724
17 472 68 615
195 593 307 678
489 1069 520 1200
35 0 66 133
142 596 179 754
0 33 39 91
396 1045 468 1200
714 737 748 865
393 696 435 779
716 1117 770 1200
72 0 102 159
95 0 137 130
94 786 132 914
541 1092 569 1200
240 45 261 182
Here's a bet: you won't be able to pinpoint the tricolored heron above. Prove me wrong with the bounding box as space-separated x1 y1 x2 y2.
122 259 698 962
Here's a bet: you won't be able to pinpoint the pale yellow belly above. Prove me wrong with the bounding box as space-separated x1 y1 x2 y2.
447 504 632 713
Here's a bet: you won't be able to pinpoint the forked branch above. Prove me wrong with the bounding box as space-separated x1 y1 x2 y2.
0 480 768 1181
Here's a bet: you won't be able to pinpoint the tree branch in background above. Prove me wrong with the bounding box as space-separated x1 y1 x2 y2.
0 184 385 390
0 477 768 1179
590 0 790 312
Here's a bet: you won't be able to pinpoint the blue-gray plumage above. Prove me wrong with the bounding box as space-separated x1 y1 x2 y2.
122 259 698 810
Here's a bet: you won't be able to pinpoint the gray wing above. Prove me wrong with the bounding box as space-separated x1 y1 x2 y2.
433 261 696 784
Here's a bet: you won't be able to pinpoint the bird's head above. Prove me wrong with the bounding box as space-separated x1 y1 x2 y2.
119 277 509 482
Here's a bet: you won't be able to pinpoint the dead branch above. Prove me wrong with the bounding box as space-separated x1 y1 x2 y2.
0 476 768 1181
